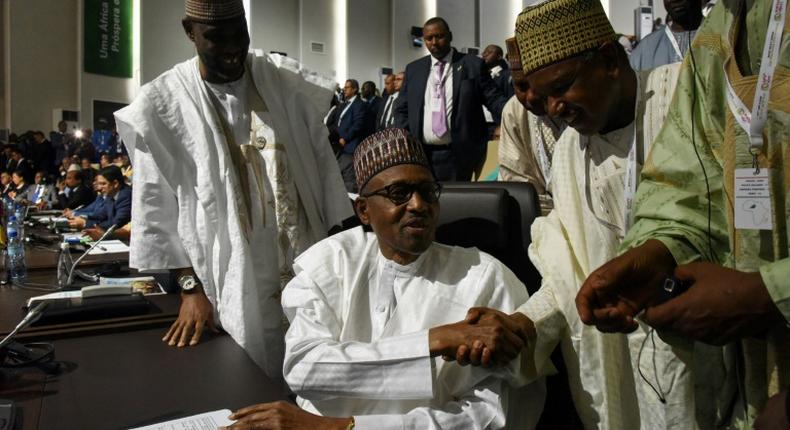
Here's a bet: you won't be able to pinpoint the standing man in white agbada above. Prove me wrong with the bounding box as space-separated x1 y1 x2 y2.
452 1 701 428
114 0 351 381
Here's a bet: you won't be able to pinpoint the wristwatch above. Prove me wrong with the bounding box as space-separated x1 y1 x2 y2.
177 274 200 293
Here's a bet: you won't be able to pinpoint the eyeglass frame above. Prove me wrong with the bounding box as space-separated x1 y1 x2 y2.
360 181 443 206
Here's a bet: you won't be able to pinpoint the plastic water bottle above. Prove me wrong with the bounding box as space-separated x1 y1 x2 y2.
6 215 26 282
13 205 25 239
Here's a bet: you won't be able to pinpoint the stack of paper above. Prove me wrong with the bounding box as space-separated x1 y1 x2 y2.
130 409 234 430
87 239 130 255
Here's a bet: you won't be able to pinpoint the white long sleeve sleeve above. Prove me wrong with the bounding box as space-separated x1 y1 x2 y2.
282 270 434 401
353 376 507 430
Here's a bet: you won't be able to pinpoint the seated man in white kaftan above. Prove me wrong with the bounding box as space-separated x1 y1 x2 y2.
223 128 545 430
114 0 352 382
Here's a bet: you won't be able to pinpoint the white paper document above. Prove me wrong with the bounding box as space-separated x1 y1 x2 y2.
129 409 234 430
87 239 130 255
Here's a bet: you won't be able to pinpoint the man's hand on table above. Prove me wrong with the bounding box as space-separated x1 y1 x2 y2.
428 308 532 367
82 226 105 241
221 401 352 430
642 262 785 345
68 217 86 229
575 239 676 333
162 288 218 347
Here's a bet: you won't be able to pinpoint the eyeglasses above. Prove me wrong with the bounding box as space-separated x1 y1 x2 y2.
361 181 442 205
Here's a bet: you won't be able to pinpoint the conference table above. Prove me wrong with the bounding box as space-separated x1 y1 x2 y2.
0 230 285 430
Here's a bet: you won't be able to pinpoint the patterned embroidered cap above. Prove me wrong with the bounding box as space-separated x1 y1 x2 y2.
185 0 245 23
515 0 616 76
354 128 430 191
505 37 522 72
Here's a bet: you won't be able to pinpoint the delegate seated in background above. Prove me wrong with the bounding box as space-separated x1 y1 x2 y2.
8 170 29 203
225 128 545 430
56 170 95 210
22 170 57 210
68 166 130 230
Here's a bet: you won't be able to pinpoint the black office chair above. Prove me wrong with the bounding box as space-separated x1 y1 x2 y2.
439 181 542 293
438 182 582 430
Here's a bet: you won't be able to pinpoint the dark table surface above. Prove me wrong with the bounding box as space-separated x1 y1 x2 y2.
0 233 286 430
2 327 284 430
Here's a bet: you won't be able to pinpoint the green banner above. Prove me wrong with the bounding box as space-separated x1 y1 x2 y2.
84 0 133 78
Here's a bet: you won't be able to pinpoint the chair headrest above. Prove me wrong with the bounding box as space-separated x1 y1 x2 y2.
435 187 508 252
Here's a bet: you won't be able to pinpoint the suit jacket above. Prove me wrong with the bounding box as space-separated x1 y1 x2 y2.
393 49 508 170
88 185 131 230
57 184 96 210
363 96 382 136
489 60 515 101
376 93 400 131
24 184 56 207
337 97 367 154
15 158 35 183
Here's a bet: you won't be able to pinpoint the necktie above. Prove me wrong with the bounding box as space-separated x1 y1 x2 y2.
381 96 394 128
431 61 448 137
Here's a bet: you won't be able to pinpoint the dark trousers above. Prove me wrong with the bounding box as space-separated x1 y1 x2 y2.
337 152 357 193
422 144 481 182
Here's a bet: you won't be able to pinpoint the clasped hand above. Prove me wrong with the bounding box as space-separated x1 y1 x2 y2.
429 308 535 367
576 239 784 345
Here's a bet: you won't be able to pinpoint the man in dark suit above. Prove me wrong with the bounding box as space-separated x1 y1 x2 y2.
376 72 404 131
85 165 131 230
394 17 508 181
56 170 96 210
361 81 382 137
7 146 35 183
69 166 132 230
336 79 367 192
482 44 514 100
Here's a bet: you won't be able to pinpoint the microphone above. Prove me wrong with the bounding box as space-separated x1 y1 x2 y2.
62 224 117 288
0 301 49 351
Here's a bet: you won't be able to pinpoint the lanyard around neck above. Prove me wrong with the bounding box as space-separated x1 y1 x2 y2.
723 0 786 169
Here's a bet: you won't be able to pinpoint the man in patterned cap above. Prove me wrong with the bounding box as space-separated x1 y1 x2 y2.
114 0 351 382
497 36 565 215
225 128 545 429
447 0 696 428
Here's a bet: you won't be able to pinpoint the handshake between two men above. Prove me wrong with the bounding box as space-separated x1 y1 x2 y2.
436 238 785 367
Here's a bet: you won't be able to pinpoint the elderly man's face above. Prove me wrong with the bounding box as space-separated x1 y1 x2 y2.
356 164 440 265
1 173 10 186
525 48 620 135
184 17 250 83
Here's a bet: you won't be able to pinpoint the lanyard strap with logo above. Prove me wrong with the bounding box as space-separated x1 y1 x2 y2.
724 0 785 230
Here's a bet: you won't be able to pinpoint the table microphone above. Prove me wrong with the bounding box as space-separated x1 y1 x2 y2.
62 224 117 288
0 301 49 351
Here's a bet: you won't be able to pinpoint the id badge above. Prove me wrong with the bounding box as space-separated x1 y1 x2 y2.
431 96 442 112
734 168 773 230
